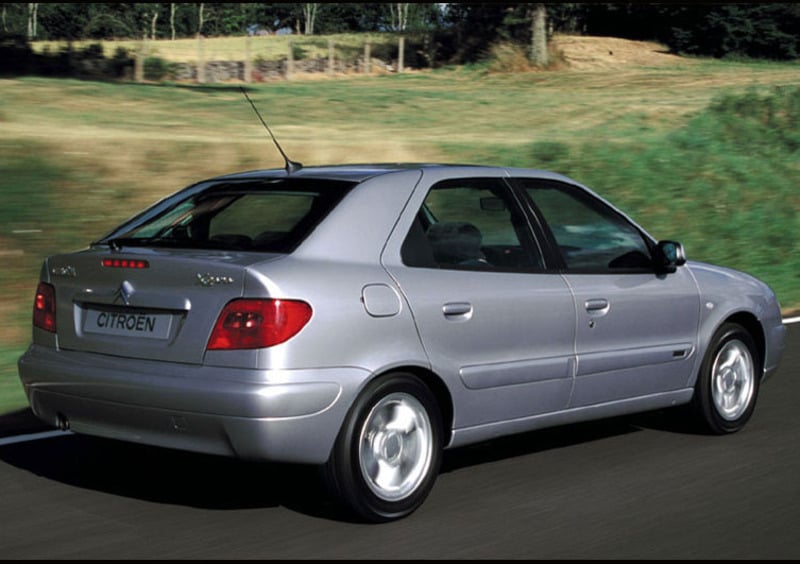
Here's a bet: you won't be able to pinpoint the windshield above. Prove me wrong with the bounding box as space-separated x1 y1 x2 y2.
98 178 356 253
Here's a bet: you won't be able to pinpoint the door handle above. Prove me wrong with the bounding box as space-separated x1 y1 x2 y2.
443 302 473 319
584 299 610 315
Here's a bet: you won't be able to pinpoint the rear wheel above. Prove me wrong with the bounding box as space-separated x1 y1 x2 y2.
323 373 443 523
691 323 761 434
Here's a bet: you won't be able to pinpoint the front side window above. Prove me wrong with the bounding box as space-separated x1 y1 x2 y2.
402 178 543 271
99 178 355 253
518 180 653 272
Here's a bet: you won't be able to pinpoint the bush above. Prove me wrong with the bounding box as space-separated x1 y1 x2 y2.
291 43 308 61
707 86 800 153
0 34 34 75
486 42 532 74
106 47 134 79
143 57 175 81
72 43 108 78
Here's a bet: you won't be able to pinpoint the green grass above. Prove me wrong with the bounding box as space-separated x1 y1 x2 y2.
1 57 799 414
502 87 800 308
0 346 28 415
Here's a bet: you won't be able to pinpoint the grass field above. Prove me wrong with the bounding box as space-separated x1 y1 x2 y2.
2 36 799 414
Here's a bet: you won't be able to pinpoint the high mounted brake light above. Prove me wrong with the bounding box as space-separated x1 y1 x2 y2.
33 282 56 333
102 258 149 269
207 299 312 350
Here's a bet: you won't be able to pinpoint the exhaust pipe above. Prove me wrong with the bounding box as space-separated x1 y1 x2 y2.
56 413 70 431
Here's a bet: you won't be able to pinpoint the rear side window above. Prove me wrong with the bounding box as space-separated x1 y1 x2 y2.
101 178 355 253
402 178 544 271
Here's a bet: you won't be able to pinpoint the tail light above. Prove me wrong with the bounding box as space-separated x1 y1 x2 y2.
33 282 56 333
207 299 312 350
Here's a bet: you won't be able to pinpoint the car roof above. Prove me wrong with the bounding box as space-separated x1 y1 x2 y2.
207 163 577 185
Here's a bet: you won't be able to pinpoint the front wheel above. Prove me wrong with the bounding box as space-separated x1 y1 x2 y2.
690 323 761 434
323 373 443 523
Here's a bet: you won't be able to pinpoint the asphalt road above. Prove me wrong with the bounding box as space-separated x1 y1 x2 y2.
1 324 797 559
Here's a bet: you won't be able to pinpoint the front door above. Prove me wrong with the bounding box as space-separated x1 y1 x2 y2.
517 178 701 407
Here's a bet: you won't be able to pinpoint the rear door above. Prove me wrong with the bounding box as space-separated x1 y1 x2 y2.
382 170 577 431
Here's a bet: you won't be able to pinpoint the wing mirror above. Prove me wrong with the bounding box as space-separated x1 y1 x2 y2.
655 240 687 273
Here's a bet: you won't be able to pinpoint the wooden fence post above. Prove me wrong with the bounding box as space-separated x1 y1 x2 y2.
286 39 294 80
135 33 148 82
244 35 252 83
364 42 371 75
328 38 335 76
197 34 206 84
398 36 405 73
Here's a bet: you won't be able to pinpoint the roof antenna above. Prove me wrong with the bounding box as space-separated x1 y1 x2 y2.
240 86 303 175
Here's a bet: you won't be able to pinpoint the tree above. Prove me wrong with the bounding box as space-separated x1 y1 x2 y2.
1 3 28 35
170 2 176 40
390 3 410 32
310 3 384 34
150 9 158 41
303 3 318 35
27 2 38 40
529 3 547 67
197 2 204 36
655 3 800 60
438 3 509 63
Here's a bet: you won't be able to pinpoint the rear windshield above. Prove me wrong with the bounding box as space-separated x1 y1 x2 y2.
98 178 356 253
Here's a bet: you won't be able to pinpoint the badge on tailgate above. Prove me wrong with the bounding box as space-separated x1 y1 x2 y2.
84 309 173 340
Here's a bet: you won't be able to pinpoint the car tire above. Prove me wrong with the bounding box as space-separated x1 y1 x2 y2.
690 322 761 435
323 373 443 523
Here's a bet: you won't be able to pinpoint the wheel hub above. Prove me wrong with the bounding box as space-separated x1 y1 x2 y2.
721 367 737 391
359 392 433 502
372 430 404 465
711 339 755 421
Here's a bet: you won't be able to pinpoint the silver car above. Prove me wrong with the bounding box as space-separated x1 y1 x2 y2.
18 164 786 522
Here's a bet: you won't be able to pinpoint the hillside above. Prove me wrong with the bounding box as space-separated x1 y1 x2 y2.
552 35 692 71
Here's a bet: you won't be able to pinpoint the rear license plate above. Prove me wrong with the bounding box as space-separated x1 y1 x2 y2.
84 309 173 340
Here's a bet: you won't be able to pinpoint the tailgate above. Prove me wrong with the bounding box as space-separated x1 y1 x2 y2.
45 248 282 365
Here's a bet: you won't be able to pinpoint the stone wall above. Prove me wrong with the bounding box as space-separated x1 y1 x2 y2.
171 56 395 83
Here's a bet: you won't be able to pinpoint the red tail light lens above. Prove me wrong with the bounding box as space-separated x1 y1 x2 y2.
33 282 56 333
102 258 149 269
207 299 312 350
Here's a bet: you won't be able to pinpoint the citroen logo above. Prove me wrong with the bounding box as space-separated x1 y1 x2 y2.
114 280 135 306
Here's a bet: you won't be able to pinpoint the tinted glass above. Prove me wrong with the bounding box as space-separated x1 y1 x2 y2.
402 178 543 270
520 180 653 272
101 178 355 253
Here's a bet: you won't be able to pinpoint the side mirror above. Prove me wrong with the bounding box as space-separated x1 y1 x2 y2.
655 240 686 273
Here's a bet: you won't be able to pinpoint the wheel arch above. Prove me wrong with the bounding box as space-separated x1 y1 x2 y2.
721 311 765 373
363 365 455 448
322 364 454 522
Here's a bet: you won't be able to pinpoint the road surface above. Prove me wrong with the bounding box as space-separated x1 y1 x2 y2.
1 325 797 559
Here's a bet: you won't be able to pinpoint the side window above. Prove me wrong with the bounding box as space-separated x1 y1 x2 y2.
402 178 543 271
521 181 653 272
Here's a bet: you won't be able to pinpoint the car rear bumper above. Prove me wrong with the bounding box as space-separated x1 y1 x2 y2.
18 345 368 464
